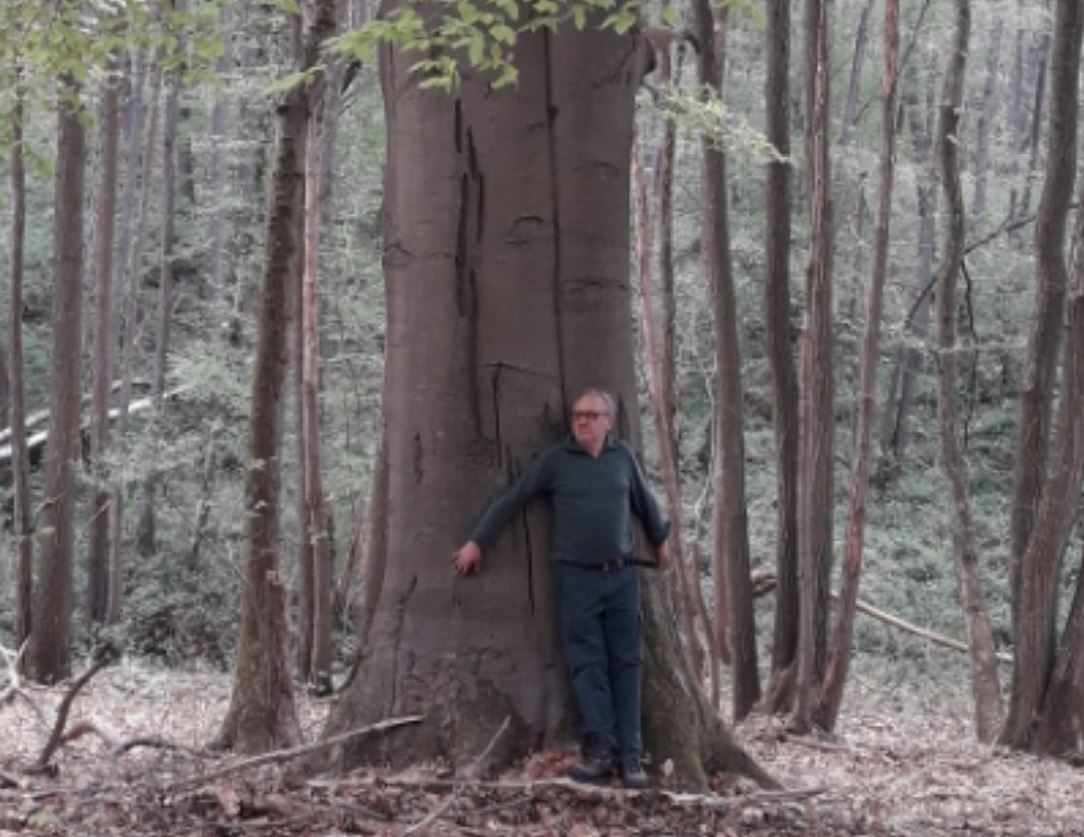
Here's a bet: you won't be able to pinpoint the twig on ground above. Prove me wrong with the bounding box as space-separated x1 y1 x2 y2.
401 715 512 836
57 719 209 759
29 651 115 774
169 714 425 791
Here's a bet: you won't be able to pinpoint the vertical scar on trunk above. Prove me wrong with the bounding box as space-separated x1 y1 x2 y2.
490 363 504 467
413 433 423 483
542 30 568 412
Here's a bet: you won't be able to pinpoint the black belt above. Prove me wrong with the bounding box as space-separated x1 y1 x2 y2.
568 558 657 573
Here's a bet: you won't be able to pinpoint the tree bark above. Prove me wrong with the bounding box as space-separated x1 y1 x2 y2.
879 67 936 470
87 49 122 624
321 15 767 790
793 0 835 734
111 56 162 623
136 44 182 558
818 0 900 733
971 19 1003 219
632 125 708 689
762 0 800 711
1002 0 1084 750
934 0 1003 744
214 0 334 754
8 83 33 653
28 76 86 684
1026 196 1084 757
691 0 759 722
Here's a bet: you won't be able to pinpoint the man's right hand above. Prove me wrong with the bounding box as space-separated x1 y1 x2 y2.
452 541 483 575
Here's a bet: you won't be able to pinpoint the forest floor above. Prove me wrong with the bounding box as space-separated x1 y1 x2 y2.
2 659 1082 836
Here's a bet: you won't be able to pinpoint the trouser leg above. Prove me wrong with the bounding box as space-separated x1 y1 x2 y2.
554 563 616 755
604 567 642 760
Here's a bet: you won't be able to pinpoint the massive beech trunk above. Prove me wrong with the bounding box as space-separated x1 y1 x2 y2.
817 0 900 733
28 79 86 683
8 86 33 651
691 0 759 722
935 0 1003 743
322 19 768 790
793 0 835 733
87 52 122 623
1002 0 1084 751
763 0 799 707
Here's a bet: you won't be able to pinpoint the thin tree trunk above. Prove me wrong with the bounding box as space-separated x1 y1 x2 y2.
87 50 122 624
206 3 233 292
136 54 181 558
214 0 334 754
1017 32 1051 221
839 0 873 148
333 495 366 623
1002 0 1083 750
354 427 387 653
691 0 759 721
302 75 334 696
187 425 219 569
9 83 34 653
763 0 799 711
879 68 936 469
28 76 86 684
110 56 162 622
971 19 1004 218
1025 199 1084 755
935 0 1003 743
793 0 834 734
818 0 900 732
632 126 706 685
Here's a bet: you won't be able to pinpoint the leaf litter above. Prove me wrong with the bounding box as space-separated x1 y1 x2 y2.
2 661 1083 835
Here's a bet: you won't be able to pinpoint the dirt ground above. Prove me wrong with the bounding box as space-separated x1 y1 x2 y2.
2 660 1083 835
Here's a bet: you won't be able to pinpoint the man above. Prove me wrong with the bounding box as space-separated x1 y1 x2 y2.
452 388 670 789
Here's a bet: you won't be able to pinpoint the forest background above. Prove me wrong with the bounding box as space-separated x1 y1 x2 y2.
2 0 1084 831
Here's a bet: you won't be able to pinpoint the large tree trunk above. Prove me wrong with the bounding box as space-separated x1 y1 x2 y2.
28 78 86 684
1002 0 1084 751
762 0 800 711
818 0 900 733
793 0 835 734
691 0 759 722
934 0 1003 744
87 50 122 624
322 17 766 790
8 84 33 652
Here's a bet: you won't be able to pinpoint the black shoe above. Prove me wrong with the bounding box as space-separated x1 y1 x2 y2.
568 751 614 784
620 756 650 790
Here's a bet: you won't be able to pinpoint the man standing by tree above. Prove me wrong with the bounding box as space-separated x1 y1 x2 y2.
453 388 671 789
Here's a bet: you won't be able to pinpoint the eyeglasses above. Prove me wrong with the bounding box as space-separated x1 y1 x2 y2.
571 410 608 422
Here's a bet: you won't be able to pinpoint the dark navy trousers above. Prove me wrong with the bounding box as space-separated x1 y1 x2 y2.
553 561 642 760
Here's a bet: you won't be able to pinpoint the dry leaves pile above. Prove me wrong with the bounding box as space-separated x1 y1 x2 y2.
1 661 1082 835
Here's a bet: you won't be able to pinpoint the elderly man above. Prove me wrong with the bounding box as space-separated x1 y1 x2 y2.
452 388 670 789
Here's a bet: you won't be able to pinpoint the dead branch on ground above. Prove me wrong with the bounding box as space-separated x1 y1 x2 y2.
402 715 511 835
169 714 425 791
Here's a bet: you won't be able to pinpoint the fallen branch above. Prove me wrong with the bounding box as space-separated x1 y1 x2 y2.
402 715 511 836
29 651 116 774
750 568 1012 663
58 719 208 758
170 714 425 791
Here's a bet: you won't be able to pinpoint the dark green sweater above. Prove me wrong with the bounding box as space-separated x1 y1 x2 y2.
469 436 671 565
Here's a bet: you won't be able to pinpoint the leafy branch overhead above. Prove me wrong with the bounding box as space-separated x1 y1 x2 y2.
328 0 669 90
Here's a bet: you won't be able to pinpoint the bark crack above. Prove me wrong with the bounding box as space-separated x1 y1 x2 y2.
542 30 568 413
389 573 418 715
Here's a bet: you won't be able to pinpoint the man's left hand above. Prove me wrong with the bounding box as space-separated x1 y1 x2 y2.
655 541 670 571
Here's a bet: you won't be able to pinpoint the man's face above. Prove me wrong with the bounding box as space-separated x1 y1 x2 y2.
570 394 614 452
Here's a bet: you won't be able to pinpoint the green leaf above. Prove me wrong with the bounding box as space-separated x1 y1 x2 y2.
490 23 516 45
661 4 678 26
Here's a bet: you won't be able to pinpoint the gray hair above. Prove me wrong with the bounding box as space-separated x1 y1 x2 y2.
574 387 616 416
